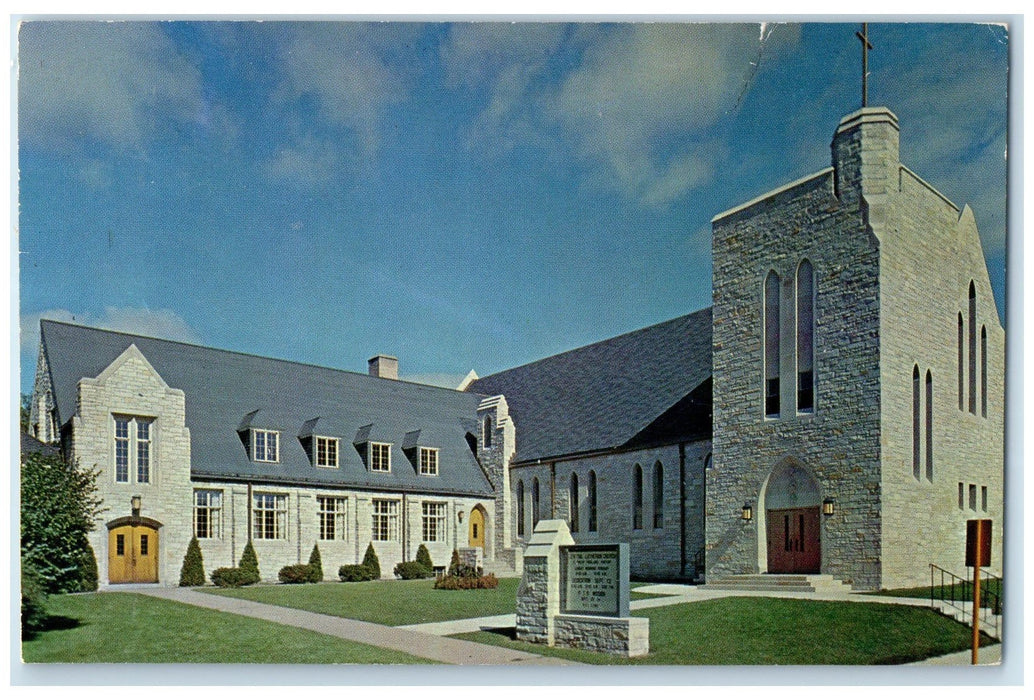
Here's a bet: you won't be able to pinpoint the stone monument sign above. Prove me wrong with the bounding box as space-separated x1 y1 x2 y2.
516 520 648 657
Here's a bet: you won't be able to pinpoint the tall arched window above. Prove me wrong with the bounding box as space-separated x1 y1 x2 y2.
796 259 815 413
925 370 934 481
588 470 598 532
981 326 988 418
652 462 664 529
532 477 540 528
958 313 965 411
913 365 921 481
569 472 579 533
765 271 781 417
516 480 525 537
969 282 977 414
632 464 643 530
483 415 493 448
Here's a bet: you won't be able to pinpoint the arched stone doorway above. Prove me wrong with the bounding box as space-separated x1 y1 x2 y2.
759 460 821 574
106 516 162 583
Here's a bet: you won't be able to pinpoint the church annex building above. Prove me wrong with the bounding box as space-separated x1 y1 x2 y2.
27 105 1004 593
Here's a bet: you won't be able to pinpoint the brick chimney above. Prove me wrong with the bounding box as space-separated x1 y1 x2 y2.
368 354 399 380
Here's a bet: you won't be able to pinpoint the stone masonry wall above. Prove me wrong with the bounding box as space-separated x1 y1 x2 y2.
877 167 1005 588
510 440 710 580
710 161 884 589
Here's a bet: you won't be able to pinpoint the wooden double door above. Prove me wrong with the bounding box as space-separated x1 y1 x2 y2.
108 524 159 583
766 506 820 574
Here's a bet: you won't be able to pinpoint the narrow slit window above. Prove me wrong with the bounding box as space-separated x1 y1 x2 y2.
532 477 541 527
796 259 815 413
981 486 988 512
958 313 965 411
912 365 921 480
969 282 977 414
633 464 643 530
958 483 965 509
925 370 934 481
588 470 598 533
652 462 664 529
981 326 988 418
569 473 579 533
516 480 525 537
765 270 781 417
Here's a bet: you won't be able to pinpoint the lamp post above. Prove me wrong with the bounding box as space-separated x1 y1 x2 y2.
741 502 753 521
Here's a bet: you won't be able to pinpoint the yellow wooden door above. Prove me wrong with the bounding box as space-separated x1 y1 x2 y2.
108 525 159 583
468 508 485 548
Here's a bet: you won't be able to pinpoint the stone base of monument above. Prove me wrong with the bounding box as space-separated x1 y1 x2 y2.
516 519 650 658
554 613 650 657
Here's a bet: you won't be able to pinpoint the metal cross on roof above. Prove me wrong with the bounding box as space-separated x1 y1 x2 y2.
856 23 874 108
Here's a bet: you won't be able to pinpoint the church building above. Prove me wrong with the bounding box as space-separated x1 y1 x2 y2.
27 104 1004 592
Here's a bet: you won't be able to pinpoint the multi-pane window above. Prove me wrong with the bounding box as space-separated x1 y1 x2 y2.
315 437 339 468
252 429 279 463
114 416 153 483
419 447 439 476
318 496 348 540
764 271 781 417
371 499 399 541
796 260 815 413
421 502 446 542
370 443 391 472
193 489 222 539
253 492 287 540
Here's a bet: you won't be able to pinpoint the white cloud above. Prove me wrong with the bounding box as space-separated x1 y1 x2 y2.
18 22 206 152
263 136 339 184
551 24 798 206
21 307 201 358
274 24 409 157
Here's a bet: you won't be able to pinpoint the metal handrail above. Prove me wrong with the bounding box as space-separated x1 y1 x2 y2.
929 564 1002 640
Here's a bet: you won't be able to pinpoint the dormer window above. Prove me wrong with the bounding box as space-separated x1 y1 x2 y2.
252 429 279 463
315 436 339 469
419 447 439 476
370 442 391 472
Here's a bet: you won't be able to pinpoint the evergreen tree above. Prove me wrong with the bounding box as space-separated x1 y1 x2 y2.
362 542 381 579
239 540 260 584
179 536 206 587
77 542 99 592
448 548 462 577
307 543 323 583
20 451 102 594
415 543 433 571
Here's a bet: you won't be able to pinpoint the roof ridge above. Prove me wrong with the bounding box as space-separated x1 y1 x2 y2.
39 319 473 395
473 306 712 383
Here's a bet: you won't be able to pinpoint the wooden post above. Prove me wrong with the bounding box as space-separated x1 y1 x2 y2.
965 518 991 665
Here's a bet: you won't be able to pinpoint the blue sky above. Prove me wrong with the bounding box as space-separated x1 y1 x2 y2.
16 20 1009 394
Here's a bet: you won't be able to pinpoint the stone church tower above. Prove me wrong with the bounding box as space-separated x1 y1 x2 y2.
707 106 1004 590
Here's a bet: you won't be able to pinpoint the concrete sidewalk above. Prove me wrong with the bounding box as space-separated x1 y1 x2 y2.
137 587 578 665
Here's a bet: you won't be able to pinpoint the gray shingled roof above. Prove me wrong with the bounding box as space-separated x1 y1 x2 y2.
468 308 713 464
40 320 493 497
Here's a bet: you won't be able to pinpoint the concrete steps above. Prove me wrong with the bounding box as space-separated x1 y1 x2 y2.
700 574 853 594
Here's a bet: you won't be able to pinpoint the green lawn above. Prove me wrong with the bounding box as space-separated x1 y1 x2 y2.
21 592 432 664
205 577 522 626
454 597 994 665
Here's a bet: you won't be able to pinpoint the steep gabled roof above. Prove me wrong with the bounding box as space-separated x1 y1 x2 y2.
39 320 493 497
468 308 713 464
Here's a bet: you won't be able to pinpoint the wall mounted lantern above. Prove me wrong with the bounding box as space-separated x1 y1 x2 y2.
822 499 836 516
131 495 142 516
741 502 753 521
457 510 465 523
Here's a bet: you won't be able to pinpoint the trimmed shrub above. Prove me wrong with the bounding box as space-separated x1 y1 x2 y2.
21 561 49 635
179 536 205 587
338 564 377 582
278 564 316 584
434 573 499 590
415 544 433 570
76 542 99 592
307 544 324 583
238 541 260 584
393 561 432 580
361 543 381 579
211 567 250 588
